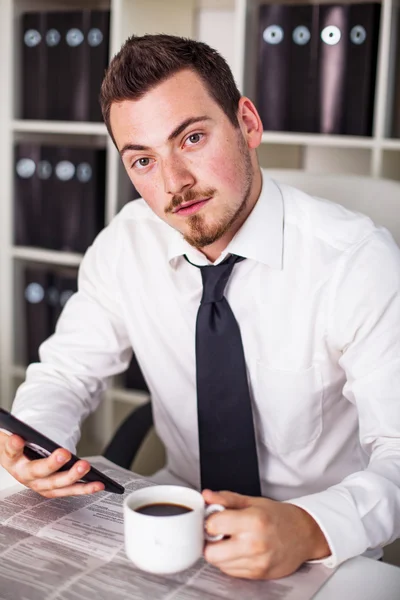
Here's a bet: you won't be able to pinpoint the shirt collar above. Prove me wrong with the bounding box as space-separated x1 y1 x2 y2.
166 169 284 270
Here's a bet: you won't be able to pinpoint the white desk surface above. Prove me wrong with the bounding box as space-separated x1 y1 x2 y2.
313 555 400 599
1 467 400 599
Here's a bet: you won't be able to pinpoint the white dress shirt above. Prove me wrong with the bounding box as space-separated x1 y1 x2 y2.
12 171 400 568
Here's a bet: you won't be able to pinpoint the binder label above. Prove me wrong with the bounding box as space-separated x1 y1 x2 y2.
25 283 45 304
88 28 104 47
46 29 61 47
350 25 367 45
55 160 75 181
293 26 311 46
321 25 341 45
66 28 84 47
77 162 92 182
16 158 35 179
24 29 41 47
263 25 284 45
37 160 52 180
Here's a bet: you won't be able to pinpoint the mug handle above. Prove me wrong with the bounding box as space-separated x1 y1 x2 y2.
204 504 225 542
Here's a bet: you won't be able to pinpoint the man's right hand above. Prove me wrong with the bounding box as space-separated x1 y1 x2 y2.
0 432 104 497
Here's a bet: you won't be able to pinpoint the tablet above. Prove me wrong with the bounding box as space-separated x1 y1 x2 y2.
0 408 125 494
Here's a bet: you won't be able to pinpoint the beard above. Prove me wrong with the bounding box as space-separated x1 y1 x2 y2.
165 132 254 249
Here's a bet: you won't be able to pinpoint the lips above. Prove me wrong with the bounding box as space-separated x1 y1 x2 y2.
173 197 211 216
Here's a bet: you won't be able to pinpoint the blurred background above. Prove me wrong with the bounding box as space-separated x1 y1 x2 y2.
0 0 399 564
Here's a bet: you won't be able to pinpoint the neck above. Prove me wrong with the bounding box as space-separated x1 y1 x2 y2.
200 168 262 262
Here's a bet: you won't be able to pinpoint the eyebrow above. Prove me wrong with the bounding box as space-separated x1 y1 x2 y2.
119 116 211 157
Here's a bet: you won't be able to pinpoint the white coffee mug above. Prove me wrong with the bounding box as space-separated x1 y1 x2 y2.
123 485 225 574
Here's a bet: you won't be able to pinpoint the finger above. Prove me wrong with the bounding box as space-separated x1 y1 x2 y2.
211 554 271 580
23 457 90 485
37 481 105 499
217 566 260 580
20 450 79 481
29 459 93 491
202 489 252 510
0 430 12 445
1 435 26 465
208 556 252 571
206 505 259 538
204 538 245 565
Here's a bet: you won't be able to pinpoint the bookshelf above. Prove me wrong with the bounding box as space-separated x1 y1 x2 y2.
0 0 399 457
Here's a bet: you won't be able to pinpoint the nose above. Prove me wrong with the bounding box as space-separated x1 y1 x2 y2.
161 155 195 196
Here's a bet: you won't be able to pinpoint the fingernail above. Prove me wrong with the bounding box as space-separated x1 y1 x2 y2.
57 454 67 463
77 465 86 473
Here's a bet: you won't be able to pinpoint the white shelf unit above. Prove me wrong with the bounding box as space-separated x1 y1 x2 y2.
0 0 399 455
12 119 108 135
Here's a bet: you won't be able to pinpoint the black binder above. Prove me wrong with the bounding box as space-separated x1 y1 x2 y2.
51 146 106 253
45 10 109 121
316 4 349 134
39 144 60 250
50 269 78 332
15 144 106 252
24 267 52 364
22 10 109 121
24 267 78 364
343 3 381 136
46 11 88 121
87 11 111 122
14 144 43 247
21 12 48 119
287 5 318 132
256 4 322 133
257 5 291 131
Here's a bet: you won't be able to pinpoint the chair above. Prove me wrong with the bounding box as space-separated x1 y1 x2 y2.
264 170 400 246
103 171 400 469
103 401 154 469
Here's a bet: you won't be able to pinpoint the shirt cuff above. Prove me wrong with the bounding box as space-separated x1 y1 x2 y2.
284 487 370 568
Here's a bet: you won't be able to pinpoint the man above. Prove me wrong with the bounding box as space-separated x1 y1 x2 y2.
1 35 400 581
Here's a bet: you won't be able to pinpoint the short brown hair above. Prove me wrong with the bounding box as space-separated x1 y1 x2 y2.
99 34 241 145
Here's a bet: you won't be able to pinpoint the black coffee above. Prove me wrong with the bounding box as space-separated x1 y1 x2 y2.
135 502 193 517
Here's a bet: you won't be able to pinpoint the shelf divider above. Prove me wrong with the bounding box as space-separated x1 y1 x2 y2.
12 246 83 267
12 119 107 136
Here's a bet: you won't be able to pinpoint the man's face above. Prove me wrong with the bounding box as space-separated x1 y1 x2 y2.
110 69 257 253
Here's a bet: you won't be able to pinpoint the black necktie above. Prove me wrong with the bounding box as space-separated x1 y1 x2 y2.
191 254 261 496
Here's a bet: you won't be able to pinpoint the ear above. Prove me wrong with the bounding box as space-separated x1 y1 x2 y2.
237 97 263 150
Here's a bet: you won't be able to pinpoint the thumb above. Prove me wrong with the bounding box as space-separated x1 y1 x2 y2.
202 489 252 509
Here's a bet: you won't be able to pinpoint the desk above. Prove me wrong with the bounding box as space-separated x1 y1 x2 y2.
313 555 400 599
1 466 400 599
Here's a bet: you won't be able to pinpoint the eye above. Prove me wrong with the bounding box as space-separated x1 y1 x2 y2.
263 25 284 45
321 25 341 45
292 25 311 45
350 25 367 45
185 133 203 146
133 157 151 170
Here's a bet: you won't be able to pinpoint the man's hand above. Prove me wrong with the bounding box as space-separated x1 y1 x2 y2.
203 489 330 580
0 432 104 497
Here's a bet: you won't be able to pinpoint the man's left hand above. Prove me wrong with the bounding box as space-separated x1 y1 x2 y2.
203 489 331 580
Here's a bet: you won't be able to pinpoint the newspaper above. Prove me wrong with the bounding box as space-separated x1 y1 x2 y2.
0 456 335 600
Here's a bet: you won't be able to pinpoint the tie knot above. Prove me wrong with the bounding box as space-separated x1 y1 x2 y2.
199 255 243 304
